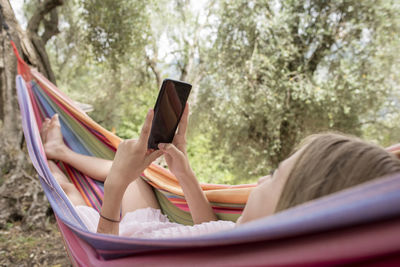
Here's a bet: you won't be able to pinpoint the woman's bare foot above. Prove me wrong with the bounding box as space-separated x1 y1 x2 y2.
40 114 69 161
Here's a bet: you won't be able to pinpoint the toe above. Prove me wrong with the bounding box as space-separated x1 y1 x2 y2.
51 114 61 127
50 114 56 123
40 119 51 141
42 118 50 128
54 114 61 125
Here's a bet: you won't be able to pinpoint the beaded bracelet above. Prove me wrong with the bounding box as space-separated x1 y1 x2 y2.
100 213 120 223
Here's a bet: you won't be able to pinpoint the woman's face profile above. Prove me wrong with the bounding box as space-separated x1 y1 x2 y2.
236 148 304 225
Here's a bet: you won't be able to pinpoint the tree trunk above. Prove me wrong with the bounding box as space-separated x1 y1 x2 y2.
0 0 22 148
0 0 63 237
0 0 62 147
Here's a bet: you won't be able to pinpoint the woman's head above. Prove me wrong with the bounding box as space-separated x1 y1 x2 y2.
275 133 400 211
237 133 400 225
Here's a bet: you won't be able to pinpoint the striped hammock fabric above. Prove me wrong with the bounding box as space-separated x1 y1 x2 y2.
21 68 254 224
13 42 400 265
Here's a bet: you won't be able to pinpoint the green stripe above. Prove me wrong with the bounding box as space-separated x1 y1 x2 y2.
154 189 241 224
35 82 115 160
155 189 194 225
35 81 242 223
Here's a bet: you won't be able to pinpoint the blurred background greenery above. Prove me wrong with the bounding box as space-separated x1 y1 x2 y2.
16 0 400 184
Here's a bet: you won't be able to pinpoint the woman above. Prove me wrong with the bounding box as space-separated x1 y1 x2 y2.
40 106 400 237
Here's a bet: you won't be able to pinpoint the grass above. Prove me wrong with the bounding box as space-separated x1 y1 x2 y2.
0 220 70 266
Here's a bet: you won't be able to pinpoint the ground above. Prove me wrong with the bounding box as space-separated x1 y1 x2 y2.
0 151 70 267
0 216 70 266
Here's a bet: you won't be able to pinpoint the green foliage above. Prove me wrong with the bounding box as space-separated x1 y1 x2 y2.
46 0 158 133
43 0 400 184
81 0 150 66
194 0 400 180
186 131 239 184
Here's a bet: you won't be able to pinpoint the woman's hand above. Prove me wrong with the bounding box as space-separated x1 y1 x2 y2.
158 104 217 224
106 109 163 189
98 109 163 235
158 104 192 178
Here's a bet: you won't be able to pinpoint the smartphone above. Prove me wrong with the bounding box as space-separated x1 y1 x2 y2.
148 79 192 149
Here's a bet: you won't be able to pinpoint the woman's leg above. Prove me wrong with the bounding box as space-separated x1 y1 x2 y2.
49 159 160 212
48 160 87 206
121 178 160 217
41 114 113 182
42 115 160 213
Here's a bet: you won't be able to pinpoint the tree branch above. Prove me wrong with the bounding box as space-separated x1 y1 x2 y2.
145 53 161 89
27 0 63 34
41 9 59 44
24 0 64 84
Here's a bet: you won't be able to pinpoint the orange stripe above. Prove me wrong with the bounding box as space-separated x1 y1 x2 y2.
65 166 92 207
34 68 255 205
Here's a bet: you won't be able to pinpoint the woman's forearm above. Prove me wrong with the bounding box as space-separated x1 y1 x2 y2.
96 177 126 235
177 170 217 224
58 147 113 182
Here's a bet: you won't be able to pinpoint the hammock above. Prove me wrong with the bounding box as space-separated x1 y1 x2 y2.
12 41 400 265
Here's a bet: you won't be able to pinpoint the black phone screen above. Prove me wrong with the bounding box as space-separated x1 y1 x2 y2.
148 79 192 149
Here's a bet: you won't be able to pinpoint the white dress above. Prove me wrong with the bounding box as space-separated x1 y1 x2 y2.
75 205 236 239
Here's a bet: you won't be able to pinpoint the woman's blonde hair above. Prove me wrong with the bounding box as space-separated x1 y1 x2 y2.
275 133 400 212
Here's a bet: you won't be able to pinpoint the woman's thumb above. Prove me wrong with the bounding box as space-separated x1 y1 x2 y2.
158 143 181 157
146 150 163 165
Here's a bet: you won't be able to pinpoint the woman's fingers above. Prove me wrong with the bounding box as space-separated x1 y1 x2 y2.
158 143 189 177
145 150 163 165
138 109 154 147
158 143 182 158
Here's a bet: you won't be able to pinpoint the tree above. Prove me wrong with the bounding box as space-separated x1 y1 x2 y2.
44 0 228 183
1 0 62 148
195 0 400 180
19 0 399 185
58 0 213 136
0 0 64 235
